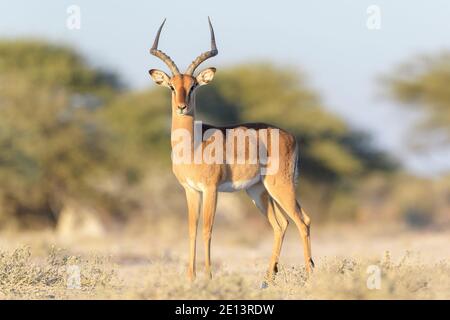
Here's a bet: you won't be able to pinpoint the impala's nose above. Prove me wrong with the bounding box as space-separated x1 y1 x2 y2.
177 104 187 114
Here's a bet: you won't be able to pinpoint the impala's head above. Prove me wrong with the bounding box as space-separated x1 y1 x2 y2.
149 18 217 116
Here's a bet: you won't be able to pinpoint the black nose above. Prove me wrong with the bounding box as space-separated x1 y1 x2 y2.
178 105 187 110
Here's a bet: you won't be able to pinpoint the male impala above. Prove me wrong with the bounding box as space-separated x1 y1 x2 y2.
149 18 314 282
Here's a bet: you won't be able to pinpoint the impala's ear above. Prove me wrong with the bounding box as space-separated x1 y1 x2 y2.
196 67 216 86
149 69 171 87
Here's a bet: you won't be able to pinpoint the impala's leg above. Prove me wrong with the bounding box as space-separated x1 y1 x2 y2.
272 202 289 274
202 187 218 279
297 202 314 269
247 183 289 280
184 186 201 281
263 180 314 275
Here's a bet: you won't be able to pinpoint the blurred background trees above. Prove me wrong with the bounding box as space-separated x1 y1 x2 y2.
384 52 450 148
0 40 120 228
0 40 448 232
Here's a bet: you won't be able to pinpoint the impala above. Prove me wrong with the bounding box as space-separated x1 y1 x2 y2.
148 18 314 281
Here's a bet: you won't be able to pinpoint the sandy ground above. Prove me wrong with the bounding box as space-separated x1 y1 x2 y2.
0 223 449 299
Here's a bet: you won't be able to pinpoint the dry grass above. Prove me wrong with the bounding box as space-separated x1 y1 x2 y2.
0 223 449 299
113 252 450 299
0 247 116 299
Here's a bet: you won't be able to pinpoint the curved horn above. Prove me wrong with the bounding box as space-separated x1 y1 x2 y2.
150 19 180 75
185 17 218 76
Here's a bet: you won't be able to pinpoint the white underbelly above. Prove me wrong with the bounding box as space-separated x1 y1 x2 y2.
218 175 260 192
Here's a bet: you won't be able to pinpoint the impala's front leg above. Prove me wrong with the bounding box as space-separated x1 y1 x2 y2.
202 187 218 279
184 186 201 281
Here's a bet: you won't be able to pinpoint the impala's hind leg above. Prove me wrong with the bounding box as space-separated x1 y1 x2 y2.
298 202 314 269
269 202 289 276
262 179 314 275
247 183 289 280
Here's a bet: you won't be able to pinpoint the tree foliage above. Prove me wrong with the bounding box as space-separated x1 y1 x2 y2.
384 52 450 142
0 40 120 226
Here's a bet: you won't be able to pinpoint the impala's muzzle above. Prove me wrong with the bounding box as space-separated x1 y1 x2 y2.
177 104 187 115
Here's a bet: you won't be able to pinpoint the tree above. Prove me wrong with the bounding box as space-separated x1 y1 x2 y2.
0 40 120 227
383 52 450 146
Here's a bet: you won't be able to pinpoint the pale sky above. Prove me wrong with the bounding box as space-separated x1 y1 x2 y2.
1 0 449 175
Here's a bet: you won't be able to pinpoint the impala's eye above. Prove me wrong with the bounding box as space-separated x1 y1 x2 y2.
169 85 175 91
